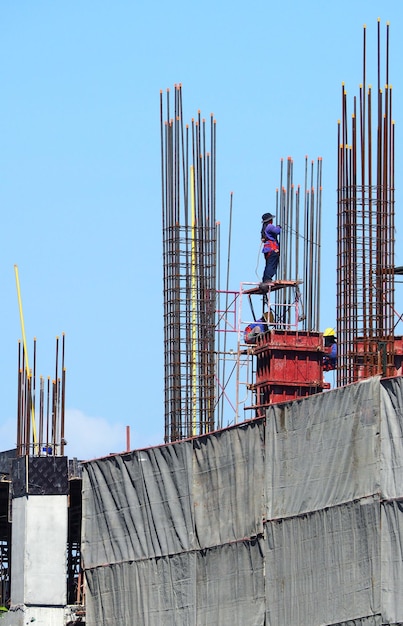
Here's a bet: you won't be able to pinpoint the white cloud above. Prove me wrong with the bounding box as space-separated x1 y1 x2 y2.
64 409 130 461
0 409 163 460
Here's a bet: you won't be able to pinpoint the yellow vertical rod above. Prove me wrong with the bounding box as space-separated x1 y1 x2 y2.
190 166 197 436
14 265 37 446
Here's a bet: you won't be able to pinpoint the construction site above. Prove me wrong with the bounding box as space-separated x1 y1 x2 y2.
1 18 403 626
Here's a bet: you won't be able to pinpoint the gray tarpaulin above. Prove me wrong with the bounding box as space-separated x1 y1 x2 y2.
266 376 381 519
82 376 403 625
266 498 381 625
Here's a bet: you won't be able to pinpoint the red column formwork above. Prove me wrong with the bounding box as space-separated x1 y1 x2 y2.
353 335 403 380
252 330 325 412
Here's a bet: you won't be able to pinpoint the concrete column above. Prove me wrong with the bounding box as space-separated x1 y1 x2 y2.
6 457 68 626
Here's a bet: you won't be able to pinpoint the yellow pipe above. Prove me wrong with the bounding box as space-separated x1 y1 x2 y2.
190 166 197 436
14 265 37 446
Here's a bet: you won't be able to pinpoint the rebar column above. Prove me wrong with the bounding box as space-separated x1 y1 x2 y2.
160 85 217 442
337 20 395 386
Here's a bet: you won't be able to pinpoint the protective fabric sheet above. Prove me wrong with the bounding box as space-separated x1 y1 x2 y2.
380 378 403 499
381 500 403 624
266 498 381 626
192 422 265 548
266 376 381 519
82 376 403 625
82 441 195 566
85 540 265 626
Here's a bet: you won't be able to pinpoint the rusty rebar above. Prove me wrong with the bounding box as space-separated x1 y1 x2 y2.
161 85 217 442
337 20 395 386
15 335 67 457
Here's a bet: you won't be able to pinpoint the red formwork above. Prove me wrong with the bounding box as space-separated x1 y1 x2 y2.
252 329 325 410
395 337 403 375
353 335 403 379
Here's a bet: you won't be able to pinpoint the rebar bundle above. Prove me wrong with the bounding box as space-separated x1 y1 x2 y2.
160 85 217 442
16 334 66 457
337 20 395 386
275 156 323 331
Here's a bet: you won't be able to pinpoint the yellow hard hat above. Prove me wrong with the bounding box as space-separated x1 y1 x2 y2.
263 310 275 323
323 327 335 337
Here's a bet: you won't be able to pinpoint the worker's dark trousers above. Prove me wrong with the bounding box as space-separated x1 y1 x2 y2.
263 251 279 282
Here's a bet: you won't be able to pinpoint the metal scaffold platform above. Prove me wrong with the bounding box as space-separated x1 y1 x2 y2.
216 279 325 425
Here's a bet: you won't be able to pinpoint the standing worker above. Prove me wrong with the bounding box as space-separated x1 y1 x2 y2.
323 327 337 371
261 212 281 285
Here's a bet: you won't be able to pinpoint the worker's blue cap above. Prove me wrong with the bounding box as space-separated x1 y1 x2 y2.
262 213 275 221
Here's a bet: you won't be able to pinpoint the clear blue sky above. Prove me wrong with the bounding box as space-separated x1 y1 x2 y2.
0 1 402 459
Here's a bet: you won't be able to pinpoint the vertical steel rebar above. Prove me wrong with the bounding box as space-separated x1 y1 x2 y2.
161 86 217 442
337 20 395 386
15 335 67 457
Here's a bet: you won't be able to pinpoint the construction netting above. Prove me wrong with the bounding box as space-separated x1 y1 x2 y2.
81 376 403 625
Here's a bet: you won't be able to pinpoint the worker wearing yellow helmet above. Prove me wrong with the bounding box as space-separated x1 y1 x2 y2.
323 328 337 370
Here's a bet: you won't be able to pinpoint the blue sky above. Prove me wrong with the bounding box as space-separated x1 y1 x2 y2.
0 1 402 459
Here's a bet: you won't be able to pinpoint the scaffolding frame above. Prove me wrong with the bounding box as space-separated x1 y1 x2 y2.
215 281 303 426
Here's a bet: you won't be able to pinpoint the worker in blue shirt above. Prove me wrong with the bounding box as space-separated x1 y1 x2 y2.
323 328 337 370
244 315 268 344
261 212 281 284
